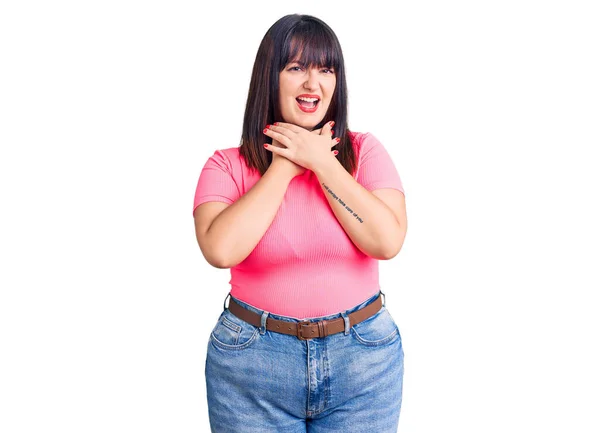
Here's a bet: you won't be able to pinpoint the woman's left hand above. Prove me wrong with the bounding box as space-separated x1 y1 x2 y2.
263 121 340 173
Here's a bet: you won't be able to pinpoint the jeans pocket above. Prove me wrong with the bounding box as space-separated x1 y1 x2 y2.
350 306 401 347
210 308 261 351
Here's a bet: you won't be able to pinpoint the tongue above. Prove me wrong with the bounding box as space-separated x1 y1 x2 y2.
298 99 317 108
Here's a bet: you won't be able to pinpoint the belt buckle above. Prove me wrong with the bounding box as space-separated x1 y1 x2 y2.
296 320 313 340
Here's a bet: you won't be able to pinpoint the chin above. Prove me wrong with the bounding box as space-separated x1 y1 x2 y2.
286 119 310 130
297 117 323 130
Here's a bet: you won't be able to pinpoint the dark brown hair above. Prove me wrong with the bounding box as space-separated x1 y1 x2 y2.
239 14 357 177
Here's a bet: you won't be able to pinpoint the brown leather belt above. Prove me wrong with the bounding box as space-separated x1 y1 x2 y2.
227 293 383 340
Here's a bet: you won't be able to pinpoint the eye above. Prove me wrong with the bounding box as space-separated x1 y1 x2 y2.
288 66 303 72
322 68 335 74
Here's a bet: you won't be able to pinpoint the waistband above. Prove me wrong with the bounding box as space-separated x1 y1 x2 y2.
226 290 386 340
223 289 386 323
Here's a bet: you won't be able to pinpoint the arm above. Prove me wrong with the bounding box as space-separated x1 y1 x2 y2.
313 156 406 260
196 162 293 268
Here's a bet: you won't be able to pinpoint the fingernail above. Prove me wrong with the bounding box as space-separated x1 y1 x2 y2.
263 128 268 134
273 122 279 126
265 124 271 129
264 143 269 148
333 150 339 155
335 137 340 143
328 121 335 127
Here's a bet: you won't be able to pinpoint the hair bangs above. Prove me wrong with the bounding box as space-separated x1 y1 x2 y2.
280 24 341 71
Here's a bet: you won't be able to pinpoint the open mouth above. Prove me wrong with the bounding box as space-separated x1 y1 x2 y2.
296 96 320 113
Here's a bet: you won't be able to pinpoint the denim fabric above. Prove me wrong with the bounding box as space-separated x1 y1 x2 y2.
205 290 404 432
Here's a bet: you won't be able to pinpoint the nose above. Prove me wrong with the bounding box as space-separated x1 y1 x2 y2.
303 69 319 90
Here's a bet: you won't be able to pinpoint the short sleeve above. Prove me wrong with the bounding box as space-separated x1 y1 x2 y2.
355 133 405 195
192 149 241 216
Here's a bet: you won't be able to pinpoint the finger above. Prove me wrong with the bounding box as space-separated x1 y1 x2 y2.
264 142 289 157
271 137 286 148
266 124 297 140
321 120 335 136
263 127 293 146
331 136 341 148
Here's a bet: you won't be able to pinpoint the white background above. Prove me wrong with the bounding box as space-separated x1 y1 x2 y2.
1 1 599 432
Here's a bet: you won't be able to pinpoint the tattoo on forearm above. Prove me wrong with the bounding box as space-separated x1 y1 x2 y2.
322 183 364 223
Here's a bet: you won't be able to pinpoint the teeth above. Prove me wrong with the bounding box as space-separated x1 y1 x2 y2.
297 97 319 102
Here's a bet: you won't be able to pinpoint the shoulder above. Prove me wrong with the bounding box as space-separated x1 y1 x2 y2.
204 146 242 170
348 130 379 146
348 131 382 157
208 146 240 161
348 130 365 145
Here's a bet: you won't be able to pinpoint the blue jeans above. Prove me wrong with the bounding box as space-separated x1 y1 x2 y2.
205 290 404 432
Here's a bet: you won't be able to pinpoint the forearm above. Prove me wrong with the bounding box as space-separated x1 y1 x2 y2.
313 157 403 259
206 164 292 268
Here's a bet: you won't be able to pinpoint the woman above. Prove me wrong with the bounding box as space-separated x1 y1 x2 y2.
193 14 407 433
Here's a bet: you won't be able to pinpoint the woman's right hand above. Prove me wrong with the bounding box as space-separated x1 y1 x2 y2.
268 126 339 179
270 137 307 178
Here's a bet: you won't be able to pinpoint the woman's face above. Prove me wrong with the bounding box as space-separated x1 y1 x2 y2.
278 60 336 131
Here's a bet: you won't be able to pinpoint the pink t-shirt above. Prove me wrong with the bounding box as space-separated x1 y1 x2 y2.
192 131 405 319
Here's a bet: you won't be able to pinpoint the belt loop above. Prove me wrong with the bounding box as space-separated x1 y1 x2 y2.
259 310 269 335
340 312 350 335
223 292 231 311
380 290 386 308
